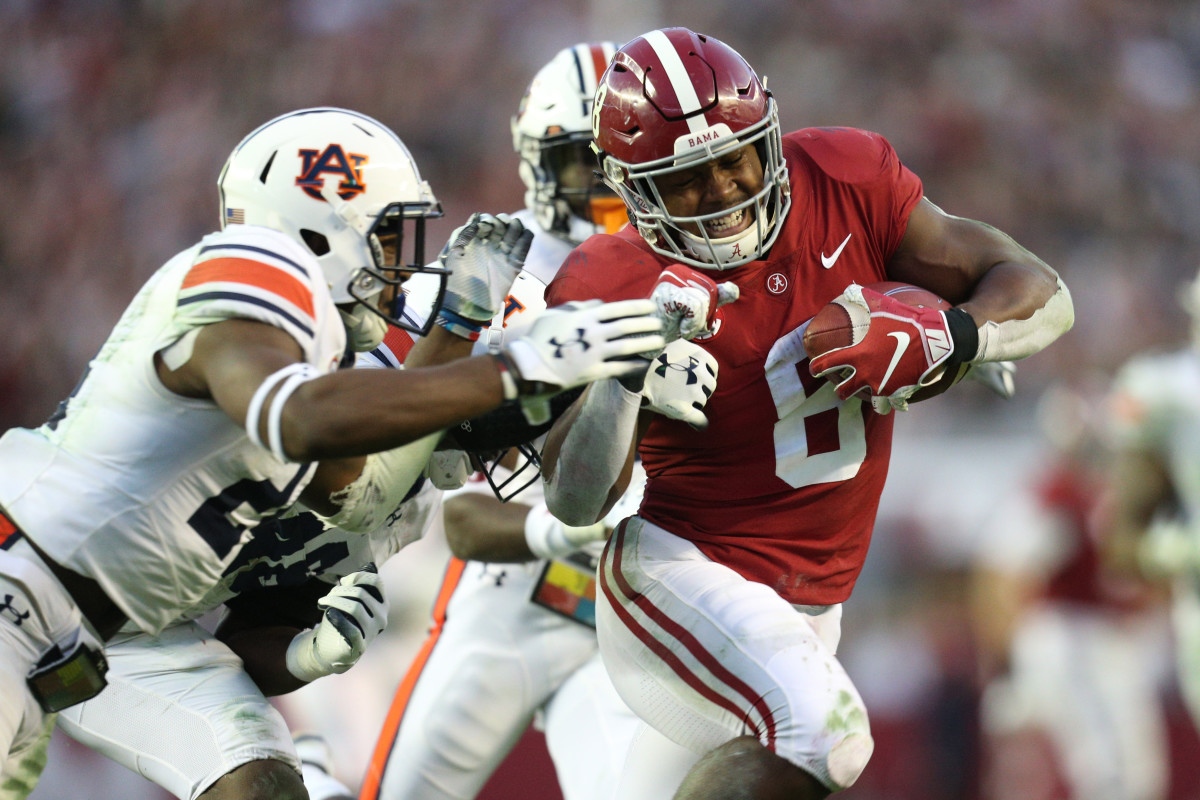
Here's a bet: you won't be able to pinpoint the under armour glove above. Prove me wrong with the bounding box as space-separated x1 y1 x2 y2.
498 299 666 425
285 566 388 683
641 339 719 430
650 265 740 342
437 213 533 339
809 283 977 414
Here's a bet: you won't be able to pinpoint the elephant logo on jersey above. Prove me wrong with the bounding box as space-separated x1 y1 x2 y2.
548 329 590 358
654 352 701 385
296 145 368 201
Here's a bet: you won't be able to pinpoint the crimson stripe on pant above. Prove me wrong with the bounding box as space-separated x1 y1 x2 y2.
597 520 777 748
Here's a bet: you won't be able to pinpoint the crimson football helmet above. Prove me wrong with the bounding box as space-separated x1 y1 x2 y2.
512 42 627 243
219 108 446 346
591 28 791 271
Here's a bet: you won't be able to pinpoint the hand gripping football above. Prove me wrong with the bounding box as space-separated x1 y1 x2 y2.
804 281 967 403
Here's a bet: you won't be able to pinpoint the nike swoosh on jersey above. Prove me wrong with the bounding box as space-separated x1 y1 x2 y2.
821 234 853 269
879 331 910 393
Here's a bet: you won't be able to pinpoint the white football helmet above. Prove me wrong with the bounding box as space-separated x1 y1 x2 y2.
218 107 446 345
512 42 627 244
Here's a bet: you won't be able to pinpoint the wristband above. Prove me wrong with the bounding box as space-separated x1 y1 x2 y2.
944 307 979 364
436 308 484 342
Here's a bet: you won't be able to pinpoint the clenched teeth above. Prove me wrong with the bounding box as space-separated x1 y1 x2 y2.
705 208 745 234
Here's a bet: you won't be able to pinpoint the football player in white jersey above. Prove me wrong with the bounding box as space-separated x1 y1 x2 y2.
1103 272 1200 740
0 106 666 796
43 323 436 800
359 44 711 800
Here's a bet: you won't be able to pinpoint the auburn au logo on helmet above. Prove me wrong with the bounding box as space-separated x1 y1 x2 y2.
295 145 368 200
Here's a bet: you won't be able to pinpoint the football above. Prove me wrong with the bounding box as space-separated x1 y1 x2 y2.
804 281 967 402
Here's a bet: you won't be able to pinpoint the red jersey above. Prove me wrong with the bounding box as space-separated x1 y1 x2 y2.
1037 461 1145 613
546 128 923 605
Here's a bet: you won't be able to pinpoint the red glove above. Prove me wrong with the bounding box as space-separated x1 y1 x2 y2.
809 284 974 413
649 265 739 342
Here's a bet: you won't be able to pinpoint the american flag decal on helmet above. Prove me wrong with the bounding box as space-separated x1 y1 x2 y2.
225 207 245 225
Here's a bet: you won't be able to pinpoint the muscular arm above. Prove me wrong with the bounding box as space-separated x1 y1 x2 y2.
887 198 1072 360
541 380 647 526
157 319 506 463
443 493 539 562
159 320 498 515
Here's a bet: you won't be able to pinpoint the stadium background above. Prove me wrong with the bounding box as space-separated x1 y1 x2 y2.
4 0 1200 797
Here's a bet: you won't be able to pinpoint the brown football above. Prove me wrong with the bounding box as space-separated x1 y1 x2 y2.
805 281 966 403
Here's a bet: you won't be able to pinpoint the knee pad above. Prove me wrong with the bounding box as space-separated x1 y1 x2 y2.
826 732 874 789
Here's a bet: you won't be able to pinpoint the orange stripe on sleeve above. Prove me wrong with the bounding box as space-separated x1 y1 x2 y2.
0 512 17 548
590 44 610 85
358 557 467 800
182 257 315 317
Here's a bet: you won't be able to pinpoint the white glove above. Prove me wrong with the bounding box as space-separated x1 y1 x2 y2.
642 339 718 429
524 501 609 559
965 361 1017 399
285 567 388 682
437 213 533 337
649 265 739 342
501 299 666 424
424 449 471 490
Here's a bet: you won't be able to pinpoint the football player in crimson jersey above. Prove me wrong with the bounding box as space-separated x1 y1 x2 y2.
0 106 665 797
540 28 1074 800
359 44 706 800
971 385 1168 800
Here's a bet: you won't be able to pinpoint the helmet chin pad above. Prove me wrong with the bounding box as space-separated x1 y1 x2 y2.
676 204 769 270
338 302 389 352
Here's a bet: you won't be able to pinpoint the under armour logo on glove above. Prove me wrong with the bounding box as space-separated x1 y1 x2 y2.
654 351 700 385
642 339 718 429
547 331 591 358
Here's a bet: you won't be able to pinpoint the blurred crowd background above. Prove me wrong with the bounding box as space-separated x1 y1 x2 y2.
6 0 1200 798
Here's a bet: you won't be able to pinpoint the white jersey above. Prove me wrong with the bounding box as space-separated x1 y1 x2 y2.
511 208 575 287
174 331 440 619
1109 348 1200 522
0 225 346 634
